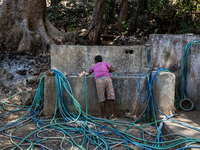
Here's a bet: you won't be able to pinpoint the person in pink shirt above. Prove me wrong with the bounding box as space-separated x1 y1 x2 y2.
89 55 116 119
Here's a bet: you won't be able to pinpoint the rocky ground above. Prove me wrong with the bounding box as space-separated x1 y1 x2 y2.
0 52 51 106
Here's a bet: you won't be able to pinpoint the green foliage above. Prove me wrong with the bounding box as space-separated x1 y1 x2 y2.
145 0 200 34
47 0 94 32
104 0 114 24
122 21 130 34
47 0 200 37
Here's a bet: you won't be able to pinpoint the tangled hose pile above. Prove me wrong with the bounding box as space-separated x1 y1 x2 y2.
1 68 200 150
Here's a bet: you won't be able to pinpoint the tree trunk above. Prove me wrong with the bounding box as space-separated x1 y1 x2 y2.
0 0 67 53
108 0 128 33
108 0 116 24
83 0 106 44
116 0 128 32
143 0 147 10
51 0 58 22
129 0 143 34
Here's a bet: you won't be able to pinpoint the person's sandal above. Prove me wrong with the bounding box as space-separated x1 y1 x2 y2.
110 115 116 120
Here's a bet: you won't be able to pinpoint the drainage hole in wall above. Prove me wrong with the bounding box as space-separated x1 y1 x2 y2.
129 50 133 54
125 50 129 54
124 50 133 54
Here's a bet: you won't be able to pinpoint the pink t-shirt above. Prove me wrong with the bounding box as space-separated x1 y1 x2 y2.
89 62 112 80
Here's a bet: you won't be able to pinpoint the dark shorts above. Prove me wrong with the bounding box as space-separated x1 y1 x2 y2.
95 76 115 102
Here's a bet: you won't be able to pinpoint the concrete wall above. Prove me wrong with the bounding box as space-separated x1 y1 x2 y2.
44 34 200 118
51 45 152 76
44 75 148 118
149 34 200 75
186 43 200 109
149 34 200 109
44 71 176 119
44 44 176 118
48 45 153 117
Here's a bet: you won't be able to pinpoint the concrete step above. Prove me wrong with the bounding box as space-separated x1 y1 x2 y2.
163 110 200 150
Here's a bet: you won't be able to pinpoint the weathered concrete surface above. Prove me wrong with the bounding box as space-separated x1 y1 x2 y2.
47 44 177 118
163 110 200 150
51 45 152 76
186 43 200 110
149 34 200 74
149 34 200 110
44 76 57 116
152 71 175 120
44 75 148 117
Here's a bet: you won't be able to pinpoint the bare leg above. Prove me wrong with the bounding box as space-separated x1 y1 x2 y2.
109 99 115 117
100 101 106 119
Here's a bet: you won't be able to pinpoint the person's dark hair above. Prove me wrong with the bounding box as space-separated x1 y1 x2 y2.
95 55 102 62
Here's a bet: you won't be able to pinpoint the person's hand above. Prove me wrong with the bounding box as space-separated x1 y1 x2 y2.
77 71 90 76
108 67 115 72
84 72 90 76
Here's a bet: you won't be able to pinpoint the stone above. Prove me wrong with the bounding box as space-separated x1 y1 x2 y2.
29 60 36 65
0 68 6 77
15 55 21 60
6 72 13 81
29 68 41 76
0 82 3 91
0 68 13 85
0 53 4 61
27 76 37 84
45 70 55 76
21 89 37 106
3 88 9 94
16 69 27 75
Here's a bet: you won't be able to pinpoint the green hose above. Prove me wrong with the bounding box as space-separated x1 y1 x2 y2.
1 69 200 150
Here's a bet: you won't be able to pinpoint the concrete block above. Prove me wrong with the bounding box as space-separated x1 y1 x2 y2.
44 76 57 116
50 45 152 76
152 71 175 120
43 75 148 118
47 44 154 117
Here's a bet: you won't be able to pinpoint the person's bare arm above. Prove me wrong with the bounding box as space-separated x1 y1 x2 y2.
88 70 93 75
108 67 115 72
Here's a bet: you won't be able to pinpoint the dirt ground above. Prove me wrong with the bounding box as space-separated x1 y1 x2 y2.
0 105 160 150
